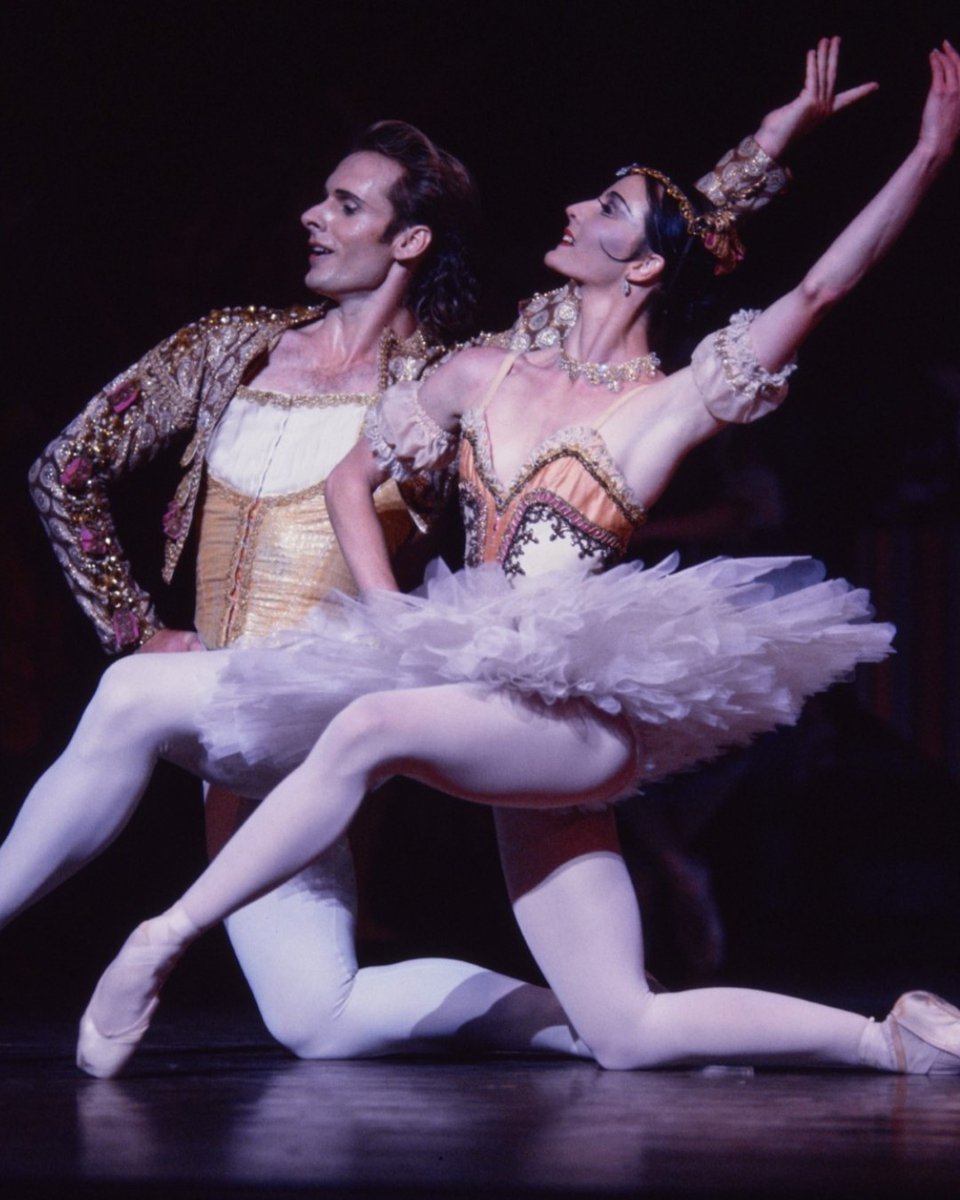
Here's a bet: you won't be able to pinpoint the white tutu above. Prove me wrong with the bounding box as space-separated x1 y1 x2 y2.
200 554 893 797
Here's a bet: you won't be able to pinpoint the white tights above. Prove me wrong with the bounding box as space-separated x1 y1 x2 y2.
6 651 882 1069
177 672 872 1067
0 653 581 1059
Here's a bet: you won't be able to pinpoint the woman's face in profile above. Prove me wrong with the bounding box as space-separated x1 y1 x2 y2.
543 173 651 288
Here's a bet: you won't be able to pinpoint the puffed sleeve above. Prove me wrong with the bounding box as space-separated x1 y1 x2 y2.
363 381 459 529
364 381 459 481
690 309 796 425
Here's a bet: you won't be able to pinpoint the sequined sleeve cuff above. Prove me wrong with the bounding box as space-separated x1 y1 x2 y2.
695 136 790 217
363 381 458 483
691 309 796 425
29 371 165 652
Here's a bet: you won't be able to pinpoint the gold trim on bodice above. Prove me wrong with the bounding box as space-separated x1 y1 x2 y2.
458 409 646 575
197 375 411 649
235 384 378 411
462 407 646 524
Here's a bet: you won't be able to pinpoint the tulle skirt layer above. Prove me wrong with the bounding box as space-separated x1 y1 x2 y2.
200 554 894 798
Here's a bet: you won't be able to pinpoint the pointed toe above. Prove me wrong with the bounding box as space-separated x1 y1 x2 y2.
76 1000 158 1079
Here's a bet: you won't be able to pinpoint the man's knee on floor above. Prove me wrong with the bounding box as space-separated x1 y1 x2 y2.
249 973 360 1060
576 992 659 1071
261 1004 347 1060
265 1007 391 1061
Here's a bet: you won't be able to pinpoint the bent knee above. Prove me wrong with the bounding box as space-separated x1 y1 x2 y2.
328 691 395 741
86 655 207 762
243 964 358 1059
259 1006 344 1060
311 692 403 776
590 1038 646 1071
261 1005 380 1061
576 991 659 1071
90 658 155 728
584 1022 645 1071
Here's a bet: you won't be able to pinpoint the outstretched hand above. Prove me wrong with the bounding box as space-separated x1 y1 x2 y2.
758 36 878 160
917 40 960 162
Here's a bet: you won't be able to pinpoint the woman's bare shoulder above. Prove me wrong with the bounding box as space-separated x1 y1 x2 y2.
443 342 513 381
427 343 513 404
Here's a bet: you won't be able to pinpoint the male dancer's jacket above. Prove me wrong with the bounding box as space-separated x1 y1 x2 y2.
29 303 434 652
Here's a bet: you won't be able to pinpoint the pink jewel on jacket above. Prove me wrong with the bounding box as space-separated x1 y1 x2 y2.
162 501 185 539
109 381 141 414
112 611 141 649
79 526 107 556
61 456 93 491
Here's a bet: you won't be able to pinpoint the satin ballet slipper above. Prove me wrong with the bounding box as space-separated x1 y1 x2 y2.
886 991 960 1075
76 907 198 1079
77 998 160 1080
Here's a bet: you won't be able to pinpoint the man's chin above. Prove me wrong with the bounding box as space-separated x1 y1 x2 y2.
305 272 337 300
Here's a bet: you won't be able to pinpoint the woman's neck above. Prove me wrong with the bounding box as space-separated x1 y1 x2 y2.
561 283 653 367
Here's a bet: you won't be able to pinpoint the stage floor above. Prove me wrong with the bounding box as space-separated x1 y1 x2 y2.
2 1010 959 1200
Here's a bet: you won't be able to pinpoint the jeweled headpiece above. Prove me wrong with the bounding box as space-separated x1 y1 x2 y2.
616 164 745 276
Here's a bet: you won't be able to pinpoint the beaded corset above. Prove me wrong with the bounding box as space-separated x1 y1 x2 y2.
458 410 646 578
366 311 793 584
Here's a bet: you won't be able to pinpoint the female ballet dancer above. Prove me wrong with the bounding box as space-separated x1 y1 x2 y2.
2 39 872 1069
21 44 960 1078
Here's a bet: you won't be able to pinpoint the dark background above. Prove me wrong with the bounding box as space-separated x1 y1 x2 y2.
2 1 958 1019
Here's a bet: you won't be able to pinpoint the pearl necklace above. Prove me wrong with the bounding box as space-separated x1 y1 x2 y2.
557 346 660 392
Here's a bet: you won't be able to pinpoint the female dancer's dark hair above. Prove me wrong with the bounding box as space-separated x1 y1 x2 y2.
354 120 481 343
599 169 721 369
640 180 719 369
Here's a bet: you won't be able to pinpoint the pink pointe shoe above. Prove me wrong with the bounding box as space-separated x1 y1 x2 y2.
77 998 160 1080
886 991 960 1075
76 907 198 1079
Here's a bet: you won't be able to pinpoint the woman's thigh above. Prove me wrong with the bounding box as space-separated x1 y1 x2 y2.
335 685 638 812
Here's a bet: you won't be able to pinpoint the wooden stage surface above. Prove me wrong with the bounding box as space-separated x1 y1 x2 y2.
2 1009 958 1200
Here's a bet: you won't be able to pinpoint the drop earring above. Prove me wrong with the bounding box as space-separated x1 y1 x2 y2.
622 279 631 296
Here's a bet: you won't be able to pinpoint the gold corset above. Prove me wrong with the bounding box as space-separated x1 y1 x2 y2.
196 474 410 649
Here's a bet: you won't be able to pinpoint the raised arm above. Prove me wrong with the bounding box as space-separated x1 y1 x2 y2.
750 41 960 370
506 39 877 355
695 36 877 219
614 46 957 505
751 35 878 162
